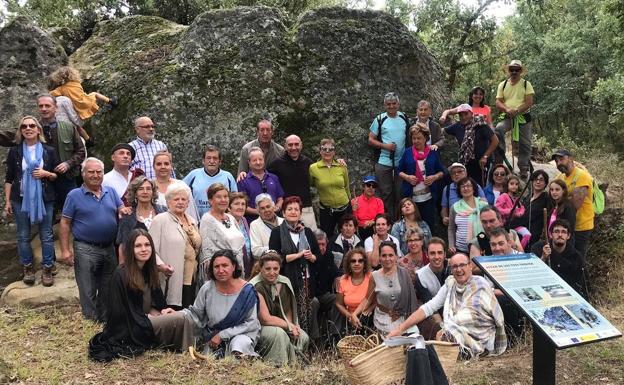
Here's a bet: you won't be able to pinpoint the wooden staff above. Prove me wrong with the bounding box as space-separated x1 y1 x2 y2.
541 207 548 240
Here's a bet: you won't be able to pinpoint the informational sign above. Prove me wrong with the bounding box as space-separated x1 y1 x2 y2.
473 253 621 349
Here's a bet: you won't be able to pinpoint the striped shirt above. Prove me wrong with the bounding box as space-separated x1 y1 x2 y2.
129 137 175 180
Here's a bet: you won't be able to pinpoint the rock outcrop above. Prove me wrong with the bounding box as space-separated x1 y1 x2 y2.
68 6 449 176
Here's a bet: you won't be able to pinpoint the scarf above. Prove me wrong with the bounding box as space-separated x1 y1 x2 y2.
250 274 298 325
453 198 486 242
278 220 310 292
20 142 46 224
458 115 487 165
205 283 258 341
395 266 419 318
411 145 431 183
262 217 280 231
442 276 507 357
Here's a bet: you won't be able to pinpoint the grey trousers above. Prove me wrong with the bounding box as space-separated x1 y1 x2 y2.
375 163 402 221
495 118 533 173
73 241 117 322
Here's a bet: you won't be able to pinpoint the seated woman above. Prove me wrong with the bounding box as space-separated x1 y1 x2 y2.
351 242 418 338
89 229 194 362
330 214 364 270
250 251 309 366
184 249 261 358
391 198 432 256
399 228 428 283
388 253 507 358
335 248 374 333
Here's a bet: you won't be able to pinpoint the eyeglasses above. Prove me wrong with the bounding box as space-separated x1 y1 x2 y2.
350 259 364 264
407 238 422 243
493 172 507 177
20 123 37 129
460 184 473 189
450 263 469 271
320 146 335 153
364 183 377 188
221 219 231 229
509 67 522 73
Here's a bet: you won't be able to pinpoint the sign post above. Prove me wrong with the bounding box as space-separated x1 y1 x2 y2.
473 253 621 385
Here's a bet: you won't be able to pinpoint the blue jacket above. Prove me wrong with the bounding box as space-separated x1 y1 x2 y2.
483 184 496 205
397 147 446 203
5 143 59 203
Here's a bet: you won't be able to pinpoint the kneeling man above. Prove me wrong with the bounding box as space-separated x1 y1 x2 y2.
388 253 507 358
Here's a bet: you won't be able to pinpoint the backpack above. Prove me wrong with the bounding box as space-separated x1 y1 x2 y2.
559 168 604 215
371 112 412 163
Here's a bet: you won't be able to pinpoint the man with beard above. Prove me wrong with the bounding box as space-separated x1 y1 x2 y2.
552 149 594 264
469 205 523 258
531 219 585 296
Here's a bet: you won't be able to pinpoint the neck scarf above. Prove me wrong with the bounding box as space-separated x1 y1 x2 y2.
453 198 486 242
278 220 310 292
459 115 487 165
20 142 46 224
411 145 431 183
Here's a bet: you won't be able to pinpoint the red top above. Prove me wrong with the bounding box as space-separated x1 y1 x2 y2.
352 194 384 228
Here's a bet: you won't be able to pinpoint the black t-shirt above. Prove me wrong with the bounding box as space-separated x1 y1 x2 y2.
268 154 313 207
445 122 495 158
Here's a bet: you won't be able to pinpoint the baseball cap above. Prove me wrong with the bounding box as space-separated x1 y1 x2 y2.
362 175 377 184
456 104 473 113
448 162 466 172
551 149 572 160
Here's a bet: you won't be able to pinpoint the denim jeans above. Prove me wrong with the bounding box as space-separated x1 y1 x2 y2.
73 241 117 322
12 200 55 267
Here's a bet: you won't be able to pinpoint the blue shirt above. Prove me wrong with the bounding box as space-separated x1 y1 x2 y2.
441 183 486 208
369 112 408 167
183 168 237 219
62 185 122 244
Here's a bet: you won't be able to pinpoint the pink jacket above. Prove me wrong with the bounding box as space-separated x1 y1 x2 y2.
495 193 525 223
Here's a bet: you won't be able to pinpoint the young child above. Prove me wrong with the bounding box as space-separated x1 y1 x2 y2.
48 66 116 121
495 175 531 249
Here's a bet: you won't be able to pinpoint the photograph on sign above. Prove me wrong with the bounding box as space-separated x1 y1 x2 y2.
473 253 621 348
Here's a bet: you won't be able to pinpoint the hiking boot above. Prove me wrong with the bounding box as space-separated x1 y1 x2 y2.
22 264 35 286
42 266 54 287
50 264 59 276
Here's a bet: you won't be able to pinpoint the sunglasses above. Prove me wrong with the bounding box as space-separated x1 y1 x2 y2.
350 258 364 264
261 179 267 193
364 183 377 188
320 146 335 153
493 172 507 177
20 123 37 129
221 219 231 229
509 67 522 73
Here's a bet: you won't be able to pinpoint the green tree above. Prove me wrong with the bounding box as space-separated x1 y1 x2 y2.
412 0 503 92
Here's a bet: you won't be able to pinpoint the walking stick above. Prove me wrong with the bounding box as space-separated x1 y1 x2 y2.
541 207 548 241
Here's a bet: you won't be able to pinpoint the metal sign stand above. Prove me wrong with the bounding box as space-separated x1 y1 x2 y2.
533 327 556 385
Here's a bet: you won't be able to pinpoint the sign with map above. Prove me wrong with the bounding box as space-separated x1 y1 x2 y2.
473 253 621 348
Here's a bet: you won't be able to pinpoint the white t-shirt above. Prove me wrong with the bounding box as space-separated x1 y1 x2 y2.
102 169 132 199
364 234 404 257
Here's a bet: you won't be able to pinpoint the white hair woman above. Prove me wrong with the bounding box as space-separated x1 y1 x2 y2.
149 182 201 309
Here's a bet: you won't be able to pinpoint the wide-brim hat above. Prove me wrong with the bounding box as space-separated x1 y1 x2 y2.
505 59 527 75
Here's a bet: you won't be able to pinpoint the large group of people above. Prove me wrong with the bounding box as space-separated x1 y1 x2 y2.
3 59 598 366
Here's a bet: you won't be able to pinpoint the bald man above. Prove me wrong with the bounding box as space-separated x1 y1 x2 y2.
267 135 316 229
129 116 173 179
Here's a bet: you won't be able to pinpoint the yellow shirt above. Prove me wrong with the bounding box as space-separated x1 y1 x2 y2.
50 80 99 120
309 159 350 208
496 78 535 110
559 167 594 231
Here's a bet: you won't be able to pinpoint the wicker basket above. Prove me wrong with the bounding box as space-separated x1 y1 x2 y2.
337 334 380 362
346 344 407 385
426 341 460 375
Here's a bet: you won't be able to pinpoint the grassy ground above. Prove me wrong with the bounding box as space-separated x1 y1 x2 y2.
0 298 622 385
